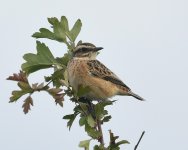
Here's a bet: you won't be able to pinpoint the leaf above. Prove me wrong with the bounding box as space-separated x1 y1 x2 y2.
55 53 71 66
10 90 28 102
21 41 57 74
32 16 82 47
87 114 96 127
53 18 67 42
32 83 46 90
47 70 65 87
69 19 82 42
94 145 105 150
85 123 101 139
94 101 114 119
115 140 130 146
60 16 69 32
78 139 91 150
10 82 33 102
32 28 55 40
102 115 112 124
7 71 28 83
108 130 129 150
22 96 33 114
47 17 59 25
48 88 64 107
63 113 79 130
33 17 67 42
79 116 86 126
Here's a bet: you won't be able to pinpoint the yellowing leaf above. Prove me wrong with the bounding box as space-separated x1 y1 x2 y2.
79 139 91 150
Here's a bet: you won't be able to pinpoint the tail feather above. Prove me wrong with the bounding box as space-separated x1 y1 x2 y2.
128 91 145 101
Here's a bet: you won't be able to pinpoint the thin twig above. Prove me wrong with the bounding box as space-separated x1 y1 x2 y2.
134 131 145 150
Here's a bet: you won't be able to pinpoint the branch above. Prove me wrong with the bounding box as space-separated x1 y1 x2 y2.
134 131 145 150
96 118 104 145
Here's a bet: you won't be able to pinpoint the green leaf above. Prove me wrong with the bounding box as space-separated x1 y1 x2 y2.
102 115 112 123
108 130 129 150
21 41 57 74
79 116 86 126
55 53 71 66
78 139 91 150
94 101 114 119
47 69 65 87
53 19 67 42
10 82 33 102
32 16 82 46
32 28 55 40
33 17 67 42
69 19 82 42
48 17 59 25
63 113 78 130
87 114 96 127
115 140 130 146
60 16 69 32
10 90 28 102
94 145 105 150
85 123 101 139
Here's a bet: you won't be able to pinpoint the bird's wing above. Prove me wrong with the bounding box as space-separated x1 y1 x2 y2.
87 60 130 90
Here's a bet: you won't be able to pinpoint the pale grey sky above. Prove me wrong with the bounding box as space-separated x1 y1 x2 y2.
1 0 188 149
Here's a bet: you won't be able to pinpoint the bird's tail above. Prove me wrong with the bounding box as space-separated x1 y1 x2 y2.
128 91 145 101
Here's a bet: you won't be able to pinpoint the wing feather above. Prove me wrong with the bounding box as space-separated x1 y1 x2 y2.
87 60 130 90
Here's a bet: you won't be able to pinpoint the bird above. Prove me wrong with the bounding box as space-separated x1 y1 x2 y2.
67 42 144 101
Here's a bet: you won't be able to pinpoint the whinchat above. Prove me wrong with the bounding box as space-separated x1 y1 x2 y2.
67 43 144 101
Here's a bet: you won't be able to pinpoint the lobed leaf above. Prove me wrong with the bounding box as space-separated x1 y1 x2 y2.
48 88 64 107
7 71 28 83
108 130 129 150
10 82 33 102
102 115 112 124
78 139 91 150
69 19 82 42
85 123 101 139
63 113 79 130
32 28 55 40
21 41 57 74
22 96 33 114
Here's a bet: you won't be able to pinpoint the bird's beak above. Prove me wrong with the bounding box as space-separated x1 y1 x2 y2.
94 47 103 51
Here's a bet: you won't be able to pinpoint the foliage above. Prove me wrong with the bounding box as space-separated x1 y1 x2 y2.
7 16 131 149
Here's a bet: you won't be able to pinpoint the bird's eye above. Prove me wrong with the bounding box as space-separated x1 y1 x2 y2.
81 48 88 52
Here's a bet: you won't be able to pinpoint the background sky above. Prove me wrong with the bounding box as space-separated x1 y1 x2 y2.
1 0 188 150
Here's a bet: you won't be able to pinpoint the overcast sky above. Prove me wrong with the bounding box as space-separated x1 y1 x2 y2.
1 0 188 150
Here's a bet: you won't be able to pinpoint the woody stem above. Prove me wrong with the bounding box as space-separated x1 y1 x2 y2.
96 118 104 145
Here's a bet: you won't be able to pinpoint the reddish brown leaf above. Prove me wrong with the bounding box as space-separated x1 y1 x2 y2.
47 88 64 107
7 71 28 83
22 96 33 114
54 93 64 107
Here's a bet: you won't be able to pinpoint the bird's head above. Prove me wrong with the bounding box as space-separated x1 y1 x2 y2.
73 43 103 59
